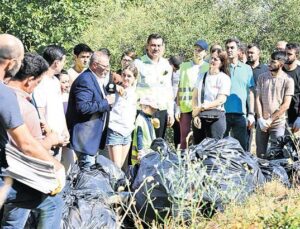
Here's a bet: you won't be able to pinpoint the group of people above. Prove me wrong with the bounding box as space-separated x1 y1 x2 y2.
0 32 300 227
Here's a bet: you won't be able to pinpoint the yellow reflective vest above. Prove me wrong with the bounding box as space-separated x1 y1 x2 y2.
132 113 156 165
178 61 209 113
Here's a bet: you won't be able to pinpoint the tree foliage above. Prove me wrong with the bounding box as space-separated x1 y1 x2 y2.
82 0 300 68
1 0 300 68
0 0 96 52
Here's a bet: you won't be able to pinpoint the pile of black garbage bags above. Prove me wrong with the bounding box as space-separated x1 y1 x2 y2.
27 135 300 228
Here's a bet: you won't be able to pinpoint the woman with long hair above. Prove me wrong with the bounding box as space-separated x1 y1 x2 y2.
106 64 138 168
191 49 231 144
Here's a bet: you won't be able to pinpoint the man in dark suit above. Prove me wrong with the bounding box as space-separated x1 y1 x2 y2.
66 51 115 169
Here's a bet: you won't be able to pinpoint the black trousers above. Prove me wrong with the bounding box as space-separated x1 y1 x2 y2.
192 112 226 145
153 110 168 138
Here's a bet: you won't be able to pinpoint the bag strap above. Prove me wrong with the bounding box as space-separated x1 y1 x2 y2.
201 72 208 104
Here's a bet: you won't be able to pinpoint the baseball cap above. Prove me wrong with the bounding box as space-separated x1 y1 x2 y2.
140 96 159 109
194 39 209 51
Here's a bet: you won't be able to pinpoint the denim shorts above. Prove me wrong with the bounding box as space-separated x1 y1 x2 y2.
106 128 132 146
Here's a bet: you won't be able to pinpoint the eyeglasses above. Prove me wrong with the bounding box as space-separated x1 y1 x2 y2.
226 46 236 50
95 62 110 70
122 58 132 62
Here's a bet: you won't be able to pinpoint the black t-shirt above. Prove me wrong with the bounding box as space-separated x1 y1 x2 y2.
252 63 269 85
284 65 300 121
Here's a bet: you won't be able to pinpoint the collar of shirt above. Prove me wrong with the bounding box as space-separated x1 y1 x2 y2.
8 85 31 101
230 60 243 68
89 68 106 97
143 54 162 65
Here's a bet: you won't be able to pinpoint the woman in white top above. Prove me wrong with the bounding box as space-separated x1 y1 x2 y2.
106 64 138 168
191 49 231 145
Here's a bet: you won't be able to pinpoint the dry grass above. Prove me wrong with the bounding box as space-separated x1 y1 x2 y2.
195 181 300 229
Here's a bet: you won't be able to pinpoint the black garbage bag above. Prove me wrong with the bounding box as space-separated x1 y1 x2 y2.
74 168 114 198
125 164 139 187
272 159 300 182
190 137 266 211
150 137 175 156
62 196 117 229
95 155 126 191
256 158 290 187
132 137 266 223
267 135 300 160
132 140 179 223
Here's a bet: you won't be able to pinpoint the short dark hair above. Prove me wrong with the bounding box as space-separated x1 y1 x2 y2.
247 43 261 50
225 38 241 48
121 49 136 60
73 43 92 56
286 43 300 56
55 69 68 80
98 48 111 57
13 53 49 81
147 33 164 44
169 55 183 70
271 51 287 62
43 45 65 66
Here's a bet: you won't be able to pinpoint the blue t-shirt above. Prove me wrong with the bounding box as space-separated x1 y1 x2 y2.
0 83 23 149
224 61 254 115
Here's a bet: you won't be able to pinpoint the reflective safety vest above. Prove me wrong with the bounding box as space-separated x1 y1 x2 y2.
134 55 173 113
178 61 209 113
131 113 156 165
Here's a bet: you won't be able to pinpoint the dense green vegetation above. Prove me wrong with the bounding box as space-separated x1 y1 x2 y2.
1 0 299 68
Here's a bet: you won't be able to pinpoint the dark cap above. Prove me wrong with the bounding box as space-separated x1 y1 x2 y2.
194 39 208 51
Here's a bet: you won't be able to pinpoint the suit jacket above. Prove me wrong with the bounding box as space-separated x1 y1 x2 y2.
66 69 110 155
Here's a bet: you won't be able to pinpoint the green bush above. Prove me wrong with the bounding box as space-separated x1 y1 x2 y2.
0 0 96 53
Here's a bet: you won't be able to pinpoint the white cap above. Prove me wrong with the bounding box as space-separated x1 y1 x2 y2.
140 95 159 109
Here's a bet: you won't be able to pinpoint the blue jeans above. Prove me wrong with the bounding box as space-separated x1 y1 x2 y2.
0 178 63 229
224 113 248 151
76 151 96 170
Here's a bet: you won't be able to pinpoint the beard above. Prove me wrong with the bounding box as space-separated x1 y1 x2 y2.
247 59 255 64
285 59 295 65
269 66 280 72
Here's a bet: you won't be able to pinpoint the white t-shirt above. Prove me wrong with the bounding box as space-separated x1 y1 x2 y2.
33 75 66 135
109 87 137 137
67 67 81 84
194 72 231 111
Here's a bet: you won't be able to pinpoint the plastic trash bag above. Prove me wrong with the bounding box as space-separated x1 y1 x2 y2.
132 139 179 223
62 196 117 229
95 155 126 190
267 135 299 160
190 137 265 211
74 168 114 198
257 158 290 187
132 137 266 223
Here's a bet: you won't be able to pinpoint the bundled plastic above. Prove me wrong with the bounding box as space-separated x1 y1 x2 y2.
61 196 117 229
132 137 266 223
267 135 299 160
132 139 179 223
256 158 290 187
190 137 266 210
60 157 127 229
95 155 127 191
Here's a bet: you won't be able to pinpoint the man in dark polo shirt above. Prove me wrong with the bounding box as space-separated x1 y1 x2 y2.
283 43 300 133
247 43 269 85
246 43 269 150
